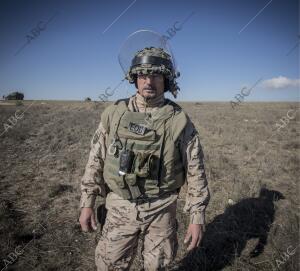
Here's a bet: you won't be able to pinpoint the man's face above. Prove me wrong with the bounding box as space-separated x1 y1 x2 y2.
137 73 165 99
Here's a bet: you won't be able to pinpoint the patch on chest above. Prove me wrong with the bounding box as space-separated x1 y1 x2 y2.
128 122 147 135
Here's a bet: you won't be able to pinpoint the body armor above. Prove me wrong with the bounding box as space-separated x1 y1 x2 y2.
101 98 187 200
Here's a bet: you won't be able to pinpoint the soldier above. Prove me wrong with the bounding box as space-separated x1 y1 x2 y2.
79 35 210 270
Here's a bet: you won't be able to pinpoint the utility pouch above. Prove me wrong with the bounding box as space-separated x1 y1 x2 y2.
133 153 153 177
124 174 142 199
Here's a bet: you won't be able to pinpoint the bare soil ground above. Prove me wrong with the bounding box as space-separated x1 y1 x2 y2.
0 100 299 271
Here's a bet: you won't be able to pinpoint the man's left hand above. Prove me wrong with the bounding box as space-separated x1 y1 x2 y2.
184 224 204 251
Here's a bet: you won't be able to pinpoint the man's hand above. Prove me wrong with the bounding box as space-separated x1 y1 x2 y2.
79 207 97 232
184 224 204 251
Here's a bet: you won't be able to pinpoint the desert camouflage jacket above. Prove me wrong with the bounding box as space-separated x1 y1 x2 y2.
80 93 210 224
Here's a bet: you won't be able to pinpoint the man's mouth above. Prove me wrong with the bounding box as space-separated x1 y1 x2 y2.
144 87 156 92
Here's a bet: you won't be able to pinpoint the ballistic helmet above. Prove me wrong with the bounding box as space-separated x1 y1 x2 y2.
119 30 180 98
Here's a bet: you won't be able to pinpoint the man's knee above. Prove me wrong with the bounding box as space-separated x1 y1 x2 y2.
95 238 134 271
95 223 139 271
143 228 178 270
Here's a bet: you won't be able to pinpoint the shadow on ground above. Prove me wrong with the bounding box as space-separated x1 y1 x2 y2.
175 188 285 271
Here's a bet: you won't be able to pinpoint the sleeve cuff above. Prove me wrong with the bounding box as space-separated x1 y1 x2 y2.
190 211 205 225
80 193 97 208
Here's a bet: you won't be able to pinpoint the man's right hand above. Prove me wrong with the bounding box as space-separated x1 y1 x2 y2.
79 207 97 232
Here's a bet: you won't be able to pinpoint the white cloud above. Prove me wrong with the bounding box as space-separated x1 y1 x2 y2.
262 76 300 89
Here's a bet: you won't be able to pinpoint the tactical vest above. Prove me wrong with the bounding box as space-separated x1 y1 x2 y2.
101 98 187 200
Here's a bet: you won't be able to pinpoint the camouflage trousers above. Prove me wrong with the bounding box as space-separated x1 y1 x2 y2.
95 192 178 271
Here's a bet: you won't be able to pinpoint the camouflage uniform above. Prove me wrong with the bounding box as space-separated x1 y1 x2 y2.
80 92 210 270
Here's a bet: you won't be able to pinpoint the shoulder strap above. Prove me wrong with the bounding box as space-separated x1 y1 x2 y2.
114 98 130 106
101 99 129 134
165 100 187 142
164 98 182 113
110 100 129 138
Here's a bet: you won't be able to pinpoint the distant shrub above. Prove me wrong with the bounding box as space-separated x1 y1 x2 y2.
6 91 24 100
85 97 91 102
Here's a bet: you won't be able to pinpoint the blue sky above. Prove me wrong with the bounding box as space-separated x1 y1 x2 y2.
0 0 299 101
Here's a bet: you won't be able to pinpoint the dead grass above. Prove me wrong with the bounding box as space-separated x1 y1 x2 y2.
0 101 299 271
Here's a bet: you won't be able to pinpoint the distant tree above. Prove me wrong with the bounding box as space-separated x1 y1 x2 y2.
85 97 92 102
5 91 24 100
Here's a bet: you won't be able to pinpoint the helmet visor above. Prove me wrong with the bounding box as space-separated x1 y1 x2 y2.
118 29 178 76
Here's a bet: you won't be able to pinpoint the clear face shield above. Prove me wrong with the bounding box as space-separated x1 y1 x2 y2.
118 29 179 78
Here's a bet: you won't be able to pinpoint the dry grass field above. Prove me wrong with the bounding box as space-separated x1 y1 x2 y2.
0 100 299 271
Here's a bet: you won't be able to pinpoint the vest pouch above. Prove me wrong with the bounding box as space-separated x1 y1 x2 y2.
124 173 142 199
124 173 137 186
133 152 153 178
133 153 160 196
